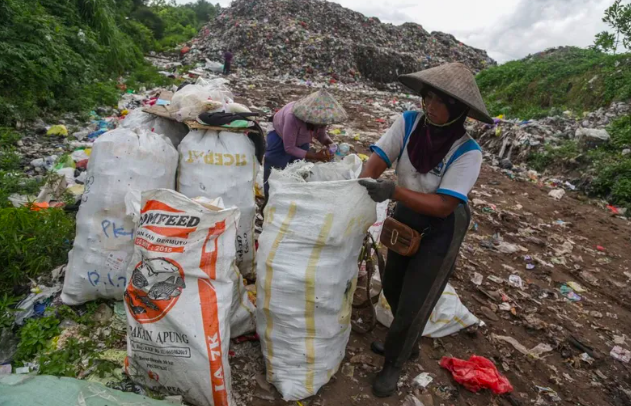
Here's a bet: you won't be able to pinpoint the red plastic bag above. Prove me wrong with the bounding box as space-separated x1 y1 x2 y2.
440 355 513 394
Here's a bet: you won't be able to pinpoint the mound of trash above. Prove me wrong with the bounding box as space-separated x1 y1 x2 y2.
184 0 495 83
468 102 630 168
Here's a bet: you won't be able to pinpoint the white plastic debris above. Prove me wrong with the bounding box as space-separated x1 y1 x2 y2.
412 372 433 388
548 189 565 200
610 346 631 363
471 272 484 286
508 275 524 289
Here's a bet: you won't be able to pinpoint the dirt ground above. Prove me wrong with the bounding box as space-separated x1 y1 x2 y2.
223 74 631 406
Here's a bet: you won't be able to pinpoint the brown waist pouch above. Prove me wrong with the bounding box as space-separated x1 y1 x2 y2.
380 217 422 257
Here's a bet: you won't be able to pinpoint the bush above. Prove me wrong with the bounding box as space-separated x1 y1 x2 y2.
14 316 60 363
0 207 75 295
0 0 143 125
477 47 631 119
526 140 580 172
608 114 631 149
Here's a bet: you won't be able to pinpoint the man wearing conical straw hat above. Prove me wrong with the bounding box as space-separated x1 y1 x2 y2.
359 63 494 397
263 89 347 199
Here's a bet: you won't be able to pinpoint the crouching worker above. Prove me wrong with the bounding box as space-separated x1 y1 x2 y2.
263 89 347 200
358 63 493 398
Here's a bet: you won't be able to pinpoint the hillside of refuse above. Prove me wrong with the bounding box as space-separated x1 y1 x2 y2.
182 0 495 83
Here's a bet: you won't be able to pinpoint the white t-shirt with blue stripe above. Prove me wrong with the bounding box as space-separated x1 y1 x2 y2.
370 111 482 203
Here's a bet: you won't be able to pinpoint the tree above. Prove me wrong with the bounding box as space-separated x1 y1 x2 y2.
593 0 631 53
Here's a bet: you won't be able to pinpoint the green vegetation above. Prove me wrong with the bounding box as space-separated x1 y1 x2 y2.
0 207 75 296
527 140 580 172
132 0 218 51
477 47 631 119
592 0 631 53
0 0 217 126
14 316 61 363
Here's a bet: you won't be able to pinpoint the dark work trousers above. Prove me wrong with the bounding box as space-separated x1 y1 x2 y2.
223 61 231 75
382 203 471 367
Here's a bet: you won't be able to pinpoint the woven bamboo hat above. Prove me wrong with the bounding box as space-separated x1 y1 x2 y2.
399 63 493 124
292 89 348 125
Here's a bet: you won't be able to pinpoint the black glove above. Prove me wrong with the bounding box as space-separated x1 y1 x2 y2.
358 179 396 203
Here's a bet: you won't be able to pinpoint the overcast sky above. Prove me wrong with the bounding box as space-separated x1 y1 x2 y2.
180 0 619 63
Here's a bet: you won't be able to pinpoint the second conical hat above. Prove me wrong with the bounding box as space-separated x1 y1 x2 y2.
292 89 348 125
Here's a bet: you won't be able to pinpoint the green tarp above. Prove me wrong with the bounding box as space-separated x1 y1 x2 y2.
0 374 172 406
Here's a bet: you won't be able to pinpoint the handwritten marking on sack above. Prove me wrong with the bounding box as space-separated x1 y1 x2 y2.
184 150 248 166
235 232 250 260
101 220 134 239
81 176 95 203
87 270 127 287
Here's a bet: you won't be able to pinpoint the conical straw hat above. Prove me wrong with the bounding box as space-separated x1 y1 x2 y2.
399 63 493 124
292 89 348 125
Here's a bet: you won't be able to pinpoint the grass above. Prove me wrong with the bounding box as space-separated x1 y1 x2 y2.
527 140 581 172
0 207 75 296
477 47 631 119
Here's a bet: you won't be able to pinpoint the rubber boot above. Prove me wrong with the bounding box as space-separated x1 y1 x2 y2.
372 360 402 398
370 341 419 360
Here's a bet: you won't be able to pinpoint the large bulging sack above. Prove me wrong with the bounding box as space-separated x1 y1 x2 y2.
177 130 258 279
61 129 178 305
124 189 236 406
256 156 376 400
120 108 189 148
170 83 233 122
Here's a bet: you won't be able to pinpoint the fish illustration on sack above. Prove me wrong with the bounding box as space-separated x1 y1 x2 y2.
125 255 186 322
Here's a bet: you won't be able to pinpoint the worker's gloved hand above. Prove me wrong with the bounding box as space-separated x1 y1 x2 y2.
358 179 396 203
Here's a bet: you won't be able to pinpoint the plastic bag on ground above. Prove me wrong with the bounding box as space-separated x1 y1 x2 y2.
0 374 171 405
177 129 259 280
440 355 513 394
124 189 237 406
61 128 178 305
256 155 377 400
375 283 479 337
120 108 189 148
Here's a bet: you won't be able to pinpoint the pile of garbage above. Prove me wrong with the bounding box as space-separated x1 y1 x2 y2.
466 102 630 195
183 0 495 83
468 101 629 166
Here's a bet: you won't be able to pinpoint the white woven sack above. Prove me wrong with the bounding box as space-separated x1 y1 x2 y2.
177 129 258 280
61 128 177 305
124 189 237 406
120 108 189 148
256 155 376 400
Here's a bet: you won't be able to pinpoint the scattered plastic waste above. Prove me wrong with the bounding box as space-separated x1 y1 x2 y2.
440 355 513 394
412 372 433 388
610 346 631 363
559 284 582 302
46 125 68 137
508 275 524 289
493 335 554 359
566 282 586 293
15 284 62 326
548 189 565 200
536 385 562 402
471 272 484 286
